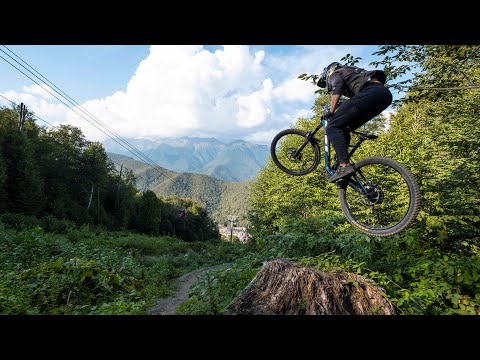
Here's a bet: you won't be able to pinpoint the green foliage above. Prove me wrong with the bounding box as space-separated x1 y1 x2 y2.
137 190 162 235
0 153 7 211
300 248 480 315
2 46 479 316
40 215 75 234
0 110 46 215
1 212 41 231
0 215 248 314
236 45 480 316
0 105 221 241
178 254 264 315
17 257 144 315
341 54 362 66
370 45 480 105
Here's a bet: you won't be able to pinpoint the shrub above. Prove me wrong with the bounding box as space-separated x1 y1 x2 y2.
1 212 40 231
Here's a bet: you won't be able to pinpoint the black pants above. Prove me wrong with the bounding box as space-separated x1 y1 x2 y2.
325 83 393 164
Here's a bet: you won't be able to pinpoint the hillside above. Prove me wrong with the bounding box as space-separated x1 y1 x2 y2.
103 136 269 182
108 153 251 226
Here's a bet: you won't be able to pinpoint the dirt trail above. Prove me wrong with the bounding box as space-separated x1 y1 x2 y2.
147 264 225 315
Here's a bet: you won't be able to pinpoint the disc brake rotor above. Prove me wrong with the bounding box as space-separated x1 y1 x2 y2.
361 182 384 206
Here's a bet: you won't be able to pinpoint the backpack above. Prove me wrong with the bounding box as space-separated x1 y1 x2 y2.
317 64 387 96
343 66 387 84
334 66 387 97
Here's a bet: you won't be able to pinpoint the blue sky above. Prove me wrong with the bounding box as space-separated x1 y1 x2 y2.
0 45 398 144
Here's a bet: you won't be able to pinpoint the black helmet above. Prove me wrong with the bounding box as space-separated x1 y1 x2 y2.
317 62 342 91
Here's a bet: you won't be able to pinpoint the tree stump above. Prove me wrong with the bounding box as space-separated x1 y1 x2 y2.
227 259 395 315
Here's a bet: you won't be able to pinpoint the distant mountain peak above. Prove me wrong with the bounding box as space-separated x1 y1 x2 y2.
103 136 269 182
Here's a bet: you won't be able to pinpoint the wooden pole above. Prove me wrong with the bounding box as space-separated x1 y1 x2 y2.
18 103 24 130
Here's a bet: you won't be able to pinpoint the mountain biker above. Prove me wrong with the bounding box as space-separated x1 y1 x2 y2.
317 62 392 182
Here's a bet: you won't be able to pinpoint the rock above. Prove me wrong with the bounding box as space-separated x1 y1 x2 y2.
227 258 395 315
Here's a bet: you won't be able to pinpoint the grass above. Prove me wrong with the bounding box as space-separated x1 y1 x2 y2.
0 216 249 315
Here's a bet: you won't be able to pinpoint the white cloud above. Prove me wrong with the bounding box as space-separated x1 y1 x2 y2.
244 128 283 145
0 89 69 127
254 51 265 65
78 45 270 141
22 84 56 100
236 79 273 128
272 77 317 102
1 45 371 144
265 45 354 80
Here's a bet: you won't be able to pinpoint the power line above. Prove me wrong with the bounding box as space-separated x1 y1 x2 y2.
2 92 155 191
0 92 57 128
402 84 480 92
0 45 165 177
32 114 56 128
2 91 178 193
0 48 172 182
0 93 15 105
0 49 155 167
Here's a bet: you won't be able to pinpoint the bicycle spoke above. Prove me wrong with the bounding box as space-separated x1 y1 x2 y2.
343 162 411 230
272 131 319 175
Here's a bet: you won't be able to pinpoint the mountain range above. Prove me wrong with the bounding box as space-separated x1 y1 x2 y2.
103 137 270 182
107 152 251 226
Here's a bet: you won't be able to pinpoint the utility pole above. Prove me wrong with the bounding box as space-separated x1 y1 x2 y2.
228 214 237 242
18 103 26 131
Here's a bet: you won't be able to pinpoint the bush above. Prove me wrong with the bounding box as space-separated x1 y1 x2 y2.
178 255 264 315
0 217 250 314
40 215 74 234
15 257 144 315
1 212 40 231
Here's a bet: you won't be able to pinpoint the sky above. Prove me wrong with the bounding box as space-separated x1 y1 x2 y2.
0 45 400 145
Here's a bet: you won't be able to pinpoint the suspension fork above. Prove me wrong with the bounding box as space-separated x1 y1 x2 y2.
322 118 335 177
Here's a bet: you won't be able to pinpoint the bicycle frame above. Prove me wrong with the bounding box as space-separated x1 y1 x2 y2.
274 115 420 236
303 118 369 195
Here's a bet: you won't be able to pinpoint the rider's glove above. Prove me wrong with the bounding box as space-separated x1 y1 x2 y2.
323 110 334 119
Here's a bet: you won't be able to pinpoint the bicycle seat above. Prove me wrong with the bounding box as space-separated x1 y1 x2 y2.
352 131 378 140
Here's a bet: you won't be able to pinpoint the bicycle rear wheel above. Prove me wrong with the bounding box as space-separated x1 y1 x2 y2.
270 129 320 176
339 156 421 237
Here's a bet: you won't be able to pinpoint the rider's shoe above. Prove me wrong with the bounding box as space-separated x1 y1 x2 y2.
329 164 356 183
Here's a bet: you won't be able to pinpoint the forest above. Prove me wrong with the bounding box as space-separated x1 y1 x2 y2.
1 45 479 315
114 154 252 227
179 45 480 315
0 103 249 314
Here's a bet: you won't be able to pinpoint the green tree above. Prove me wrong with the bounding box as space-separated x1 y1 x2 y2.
81 141 112 224
370 45 480 104
0 152 7 212
137 190 162 235
0 106 45 215
38 124 89 221
369 45 480 251
110 169 138 229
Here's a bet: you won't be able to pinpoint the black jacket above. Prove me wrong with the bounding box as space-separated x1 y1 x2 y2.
328 66 387 97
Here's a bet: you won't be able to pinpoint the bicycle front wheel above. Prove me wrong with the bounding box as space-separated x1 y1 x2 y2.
270 129 320 176
339 156 421 237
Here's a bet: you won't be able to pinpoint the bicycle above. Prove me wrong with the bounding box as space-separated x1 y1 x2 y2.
270 114 421 237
